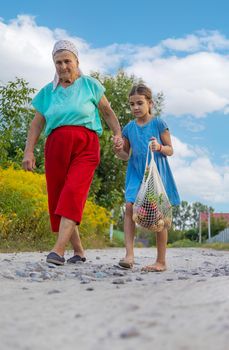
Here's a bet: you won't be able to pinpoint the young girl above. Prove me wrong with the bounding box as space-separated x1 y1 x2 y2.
114 84 180 271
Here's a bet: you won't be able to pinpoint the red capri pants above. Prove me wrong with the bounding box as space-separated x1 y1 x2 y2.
45 126 100 232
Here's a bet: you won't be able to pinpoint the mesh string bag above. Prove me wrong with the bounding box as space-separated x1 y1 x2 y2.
133 143 173 232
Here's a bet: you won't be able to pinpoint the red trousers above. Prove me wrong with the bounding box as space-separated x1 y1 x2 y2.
45 126 100 232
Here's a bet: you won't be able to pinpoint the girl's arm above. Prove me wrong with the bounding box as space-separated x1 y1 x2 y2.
114 137 130 161
151 129 173 156
22 111 45 171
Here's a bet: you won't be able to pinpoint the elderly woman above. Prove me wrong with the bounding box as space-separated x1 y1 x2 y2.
22 40 122 265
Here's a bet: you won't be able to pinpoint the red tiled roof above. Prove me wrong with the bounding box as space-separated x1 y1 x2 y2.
200 212 229 224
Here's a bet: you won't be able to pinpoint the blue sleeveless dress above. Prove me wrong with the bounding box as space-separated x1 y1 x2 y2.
122 117 180 205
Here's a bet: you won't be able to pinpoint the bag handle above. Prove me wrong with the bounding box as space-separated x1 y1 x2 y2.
142 139 171 206
143 141 155 182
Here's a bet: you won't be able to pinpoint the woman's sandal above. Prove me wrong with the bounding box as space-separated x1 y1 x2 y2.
118 259 134 269
67 255 86 264
141 264 167 272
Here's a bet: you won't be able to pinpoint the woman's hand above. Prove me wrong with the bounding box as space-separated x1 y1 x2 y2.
22 151 36 171
113 135 124 151
22 111 45 171
113 136 130 161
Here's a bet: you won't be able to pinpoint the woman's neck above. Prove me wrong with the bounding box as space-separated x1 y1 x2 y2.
59 73 80 88
60 80 74 88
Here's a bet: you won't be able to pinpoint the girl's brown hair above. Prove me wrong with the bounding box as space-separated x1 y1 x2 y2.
129 84 153 113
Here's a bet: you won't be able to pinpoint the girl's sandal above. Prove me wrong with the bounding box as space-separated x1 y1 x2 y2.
118 259 134 269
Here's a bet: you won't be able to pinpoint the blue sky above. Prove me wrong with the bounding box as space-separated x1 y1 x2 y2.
1 0 229 212
1 0 229 46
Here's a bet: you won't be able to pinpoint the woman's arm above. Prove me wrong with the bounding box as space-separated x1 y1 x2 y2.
151 129 173 156
22 111 45 171
98 95 122 137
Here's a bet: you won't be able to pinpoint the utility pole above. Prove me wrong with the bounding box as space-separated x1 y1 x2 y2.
208 207 211 240
199 211 202 243
109 209 114 241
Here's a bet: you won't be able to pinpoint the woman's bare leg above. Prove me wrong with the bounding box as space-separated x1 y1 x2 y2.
70 226 85 257
52 217 76 256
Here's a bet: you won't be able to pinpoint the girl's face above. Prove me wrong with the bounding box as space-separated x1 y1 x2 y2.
129 94 152 119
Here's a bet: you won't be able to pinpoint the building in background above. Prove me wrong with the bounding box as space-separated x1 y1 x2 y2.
200 212 229 226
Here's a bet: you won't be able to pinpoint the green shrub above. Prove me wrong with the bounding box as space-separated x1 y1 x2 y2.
0 167 111 250
168 239 200 248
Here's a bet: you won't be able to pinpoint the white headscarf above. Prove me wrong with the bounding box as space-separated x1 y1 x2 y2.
52 40 83 90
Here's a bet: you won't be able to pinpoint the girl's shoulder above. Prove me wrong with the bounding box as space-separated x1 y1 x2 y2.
122 120 135 138
125 119 135 127
123 120 135 131
150 115 161 124
151 116 169 132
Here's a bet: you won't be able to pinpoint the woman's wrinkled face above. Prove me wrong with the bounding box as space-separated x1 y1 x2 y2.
129 94 152 118
54 50 79 82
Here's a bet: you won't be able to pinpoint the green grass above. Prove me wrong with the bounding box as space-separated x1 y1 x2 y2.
168 239 201 248
0 231 125 253
202 242 229 251
168 239 229 250
1 234 229 253
0 238 56 253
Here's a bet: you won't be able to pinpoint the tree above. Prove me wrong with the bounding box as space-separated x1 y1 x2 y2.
172 201 213 231
172 201 192 230
0 78 45 171
201 216 228 240
185 228 199 241
168 200 229 242
191 202 211 229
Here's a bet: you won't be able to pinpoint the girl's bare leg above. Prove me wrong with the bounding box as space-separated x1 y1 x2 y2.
119 203 135 266
142 227 168 272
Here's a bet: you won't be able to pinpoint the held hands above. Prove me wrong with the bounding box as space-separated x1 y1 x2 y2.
150 137 162 152
112 135 124 152
22 152 36 171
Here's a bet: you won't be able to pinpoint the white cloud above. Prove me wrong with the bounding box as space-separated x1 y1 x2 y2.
170 138 229 204
171 136 196 158
162 34 201 52
161 31 229 52
179 116 205 132
197 30 229 51
0 15 228 208
1 16 229 117
126 52 229 116
0 15 99 89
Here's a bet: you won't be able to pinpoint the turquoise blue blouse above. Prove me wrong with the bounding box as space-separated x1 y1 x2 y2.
32 76 105 136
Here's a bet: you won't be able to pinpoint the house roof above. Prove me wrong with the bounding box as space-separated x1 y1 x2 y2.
200 212 229 224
